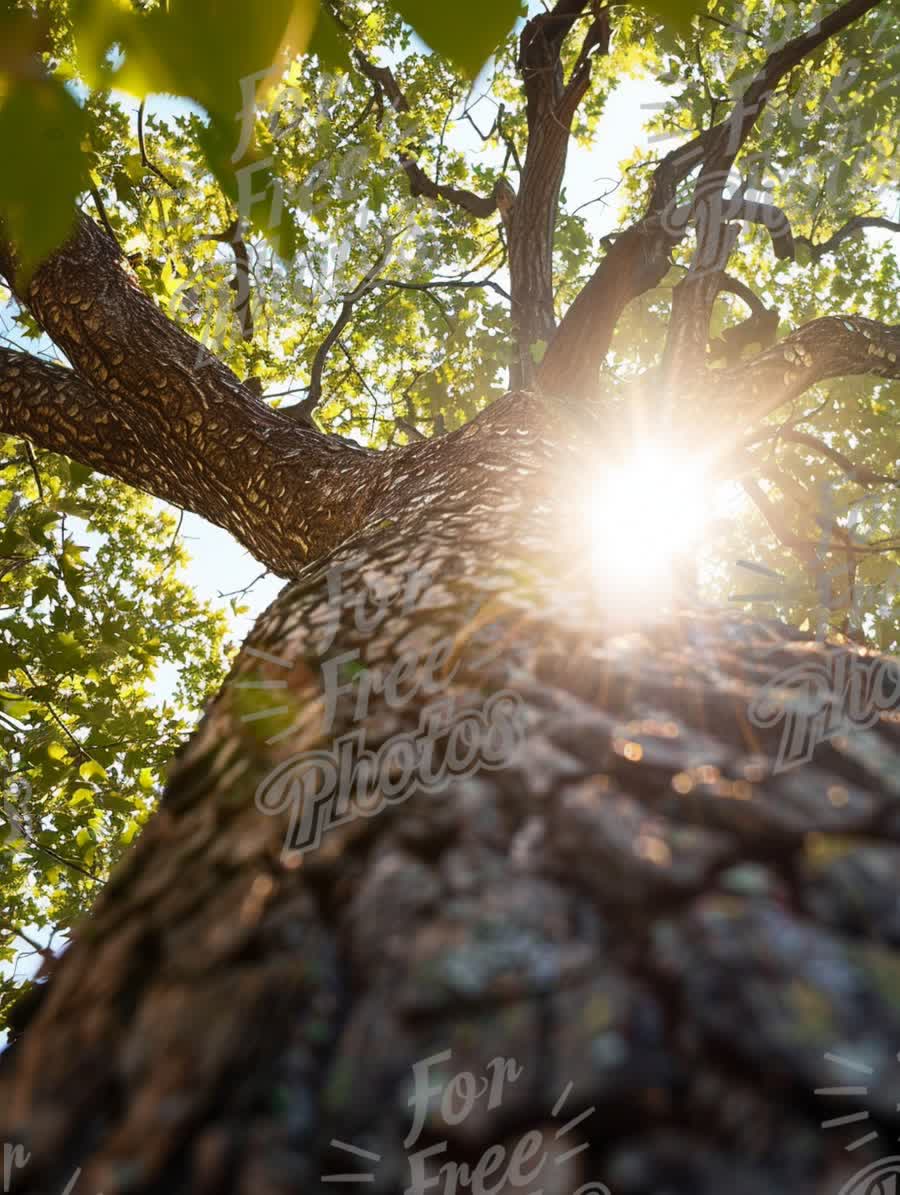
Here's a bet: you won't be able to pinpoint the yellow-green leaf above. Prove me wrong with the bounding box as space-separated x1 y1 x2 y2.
0 77 89 275
388 0 523 78
79 759 108 782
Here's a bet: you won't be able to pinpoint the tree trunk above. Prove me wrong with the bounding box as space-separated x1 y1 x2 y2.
2 5 898 1184
2 381 900 1195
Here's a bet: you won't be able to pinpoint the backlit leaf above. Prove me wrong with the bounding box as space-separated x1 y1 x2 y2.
0 78 88 276
388 0 523 77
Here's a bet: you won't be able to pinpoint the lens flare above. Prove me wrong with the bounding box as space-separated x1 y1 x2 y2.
578 441 711 612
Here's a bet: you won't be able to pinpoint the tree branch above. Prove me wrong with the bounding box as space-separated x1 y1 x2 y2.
690 0 882 218
0 217 379 577
284 249 390 423
661 196 793 382
741 476 820 561
708 273 780 363
664 0 882 385
352 51 498 219
724 314 900 423
0 349 206 511
663 194 795 263
794 215 900 262
762 428 900 486
509 0 607 386
137 100 177 189
378 277 512 303
539 0 884 399
197 219 255 341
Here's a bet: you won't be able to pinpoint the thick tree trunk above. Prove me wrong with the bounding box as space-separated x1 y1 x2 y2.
2 384 900 1195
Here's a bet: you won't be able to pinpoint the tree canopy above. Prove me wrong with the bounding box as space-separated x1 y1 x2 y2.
1 0 898 1029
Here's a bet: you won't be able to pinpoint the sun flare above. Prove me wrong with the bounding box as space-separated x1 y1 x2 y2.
578 441 712 609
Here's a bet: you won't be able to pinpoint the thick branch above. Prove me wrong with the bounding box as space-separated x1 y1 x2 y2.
539 0 883 399
0 349 222 514
691 0 882 216
722 314 900 422
708 274 780 363
0 217 379 576
662 223 741 383
666 0 882 383
663 195 795 262
510 0 606 386
537 218 676 396
794 215 900 262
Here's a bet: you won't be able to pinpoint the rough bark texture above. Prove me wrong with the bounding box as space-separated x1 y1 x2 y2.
1 3 899 1191
507 1 608 388
0 217 381 575
2 383 900 1195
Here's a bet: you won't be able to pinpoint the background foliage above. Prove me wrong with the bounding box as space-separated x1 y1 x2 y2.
0 440 228 1024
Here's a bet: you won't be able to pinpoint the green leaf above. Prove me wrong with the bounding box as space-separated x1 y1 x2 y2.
0 642 20 678
308 4 351 70
68 462 95 488
197 123 299 260
73 0 315 255
1 698 38 721
638 0 705 33
0 77 89 276
388 0 523 78
121 819 140 845
79 759 108 782
529 339 548 366
74 0 320 113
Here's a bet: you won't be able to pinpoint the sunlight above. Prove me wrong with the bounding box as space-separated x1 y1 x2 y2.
579 441 712 611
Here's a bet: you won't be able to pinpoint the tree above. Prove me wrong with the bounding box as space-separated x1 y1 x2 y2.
0 439 230 1025
1 0 900 1191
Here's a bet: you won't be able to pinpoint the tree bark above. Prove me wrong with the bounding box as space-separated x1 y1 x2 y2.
2 369 900 1194
0 217 381 576
507 1 608 389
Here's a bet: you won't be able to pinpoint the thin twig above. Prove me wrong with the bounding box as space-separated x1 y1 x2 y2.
20 662 100 766
138 101 178 188
88 181 118 245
